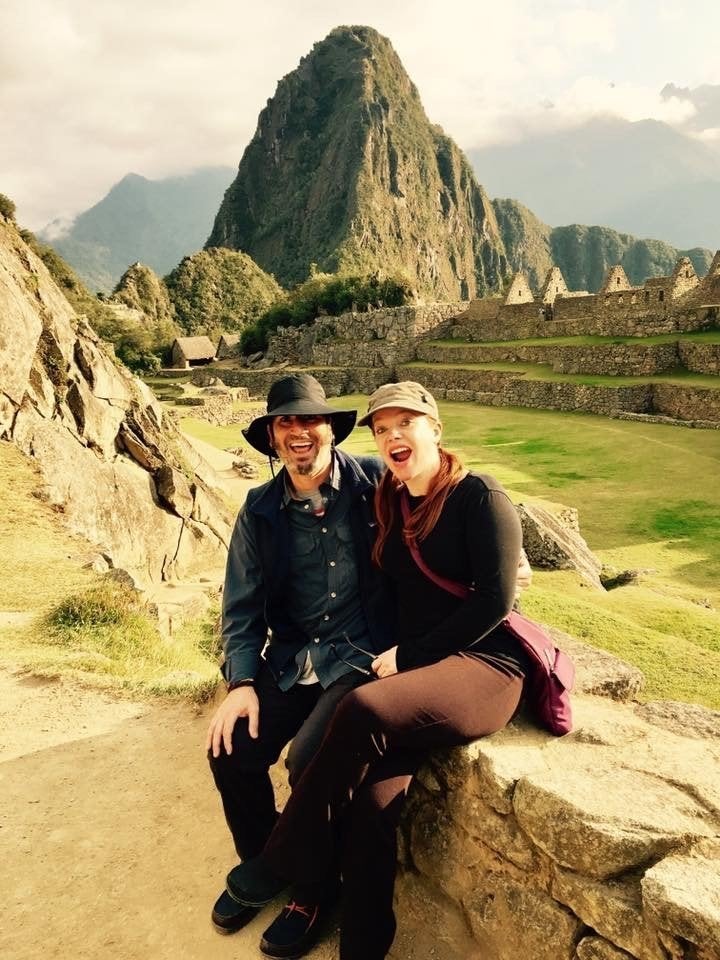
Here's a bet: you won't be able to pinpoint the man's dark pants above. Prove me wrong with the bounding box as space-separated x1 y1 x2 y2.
209 661 366 861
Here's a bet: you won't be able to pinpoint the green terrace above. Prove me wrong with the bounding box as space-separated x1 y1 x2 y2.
432 330 720 348
402 361 720 389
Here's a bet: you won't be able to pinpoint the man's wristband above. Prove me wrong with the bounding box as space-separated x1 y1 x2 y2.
227 679 255 692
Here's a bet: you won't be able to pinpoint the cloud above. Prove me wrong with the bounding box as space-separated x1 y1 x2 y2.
1 0 718 227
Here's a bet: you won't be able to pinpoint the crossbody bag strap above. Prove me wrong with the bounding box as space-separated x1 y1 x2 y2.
399 491 470 600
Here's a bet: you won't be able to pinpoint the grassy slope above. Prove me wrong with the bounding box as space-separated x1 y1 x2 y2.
0 441 219 698
331 397 720 708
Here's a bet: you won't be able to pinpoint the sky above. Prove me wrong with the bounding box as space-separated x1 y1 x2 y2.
3 0 720 230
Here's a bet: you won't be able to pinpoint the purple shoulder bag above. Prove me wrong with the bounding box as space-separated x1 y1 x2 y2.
399 493 574 736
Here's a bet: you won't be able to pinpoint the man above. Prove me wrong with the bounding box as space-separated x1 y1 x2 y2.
206 373 394 959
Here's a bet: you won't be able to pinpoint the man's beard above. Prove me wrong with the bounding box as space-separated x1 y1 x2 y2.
294 459 318 476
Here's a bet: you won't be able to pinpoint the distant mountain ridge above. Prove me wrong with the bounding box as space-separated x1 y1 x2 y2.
470 116 720 250
207 25 507 299
40 168 235 292
493 198 713 293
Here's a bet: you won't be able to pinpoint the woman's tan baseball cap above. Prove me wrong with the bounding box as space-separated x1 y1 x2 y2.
357 381 440 427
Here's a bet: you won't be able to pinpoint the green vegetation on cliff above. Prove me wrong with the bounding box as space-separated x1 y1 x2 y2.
493 198 713 293
207 25 507 299
165 248 283 339
20 228 121 336
21 230 175 372
112 262 176 326
0 193 17 221
239 269 413 353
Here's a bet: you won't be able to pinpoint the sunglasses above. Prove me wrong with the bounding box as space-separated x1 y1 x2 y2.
330 635 377 677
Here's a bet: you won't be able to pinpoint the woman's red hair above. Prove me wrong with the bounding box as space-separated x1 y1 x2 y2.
372 446 466 566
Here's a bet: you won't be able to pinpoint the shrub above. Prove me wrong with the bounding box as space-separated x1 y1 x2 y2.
240 270 413 353
0 193 17 221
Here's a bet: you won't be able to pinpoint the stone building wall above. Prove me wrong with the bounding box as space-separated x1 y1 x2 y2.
450 306 718 342
265 302 466 366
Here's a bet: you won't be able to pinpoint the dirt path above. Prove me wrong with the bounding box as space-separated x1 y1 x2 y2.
0 670 344 960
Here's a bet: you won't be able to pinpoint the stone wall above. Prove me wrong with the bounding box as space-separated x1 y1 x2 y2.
412 368 720 422
396 691 720 960
653 383 720 422
679 342 720 375
416 342 683 376
265 302 466 366
191 363 720 423
452 306 719 343
191 365 389 397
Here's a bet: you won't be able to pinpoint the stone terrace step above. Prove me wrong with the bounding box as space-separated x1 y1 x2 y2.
417 339 720 377
404 362 720 424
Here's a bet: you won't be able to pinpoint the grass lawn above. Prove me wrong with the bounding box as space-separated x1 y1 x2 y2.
330 396 720 708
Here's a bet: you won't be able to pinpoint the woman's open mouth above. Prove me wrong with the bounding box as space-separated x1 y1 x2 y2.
389 446 412 464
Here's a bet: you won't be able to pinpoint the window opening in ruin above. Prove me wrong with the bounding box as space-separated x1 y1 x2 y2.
659 290 665 302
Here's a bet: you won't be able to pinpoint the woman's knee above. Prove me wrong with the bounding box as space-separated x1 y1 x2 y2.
328 684 386 739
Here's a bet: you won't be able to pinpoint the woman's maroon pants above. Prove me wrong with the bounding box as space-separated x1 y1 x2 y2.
261 653 524 960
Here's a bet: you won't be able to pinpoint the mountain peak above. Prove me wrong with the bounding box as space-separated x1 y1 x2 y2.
207 26 506 297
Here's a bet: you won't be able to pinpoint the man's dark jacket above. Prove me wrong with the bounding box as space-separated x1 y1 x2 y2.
221 449 395 686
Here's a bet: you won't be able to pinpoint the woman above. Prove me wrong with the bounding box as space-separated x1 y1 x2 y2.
225 381 531 960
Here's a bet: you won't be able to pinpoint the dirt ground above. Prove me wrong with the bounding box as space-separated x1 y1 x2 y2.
0 669 346 960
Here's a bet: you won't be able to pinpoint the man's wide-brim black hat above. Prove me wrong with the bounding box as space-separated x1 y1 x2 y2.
242 373 357 458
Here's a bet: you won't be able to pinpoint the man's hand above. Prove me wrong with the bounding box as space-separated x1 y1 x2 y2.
372 646 398 679
206 686 260 759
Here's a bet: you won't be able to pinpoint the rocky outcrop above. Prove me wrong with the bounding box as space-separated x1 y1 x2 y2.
517 502 604 590
207 25 508 299
111 261 177 328
0 216 231 586
398 687 720 960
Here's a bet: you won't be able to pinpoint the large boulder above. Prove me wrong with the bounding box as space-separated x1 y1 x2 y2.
517 501 604 590
0 217 231 585
397 693 720 960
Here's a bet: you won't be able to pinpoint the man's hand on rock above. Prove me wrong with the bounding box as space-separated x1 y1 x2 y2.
206 686 260 758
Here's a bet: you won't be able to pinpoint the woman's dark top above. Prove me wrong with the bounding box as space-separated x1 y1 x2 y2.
381 472 531 677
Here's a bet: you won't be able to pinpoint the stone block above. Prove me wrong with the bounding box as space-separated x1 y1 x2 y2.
641 840 720 957
393 871 482 960
513 751 717 879
463 870 582 960
553 866 670 960
576 935 636 960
